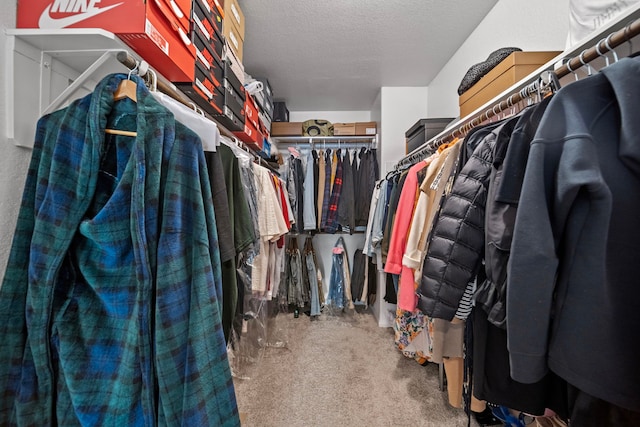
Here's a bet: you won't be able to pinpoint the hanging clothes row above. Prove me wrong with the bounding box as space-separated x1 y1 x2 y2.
367 53 640 425
284 146 379 234
0 69 300 425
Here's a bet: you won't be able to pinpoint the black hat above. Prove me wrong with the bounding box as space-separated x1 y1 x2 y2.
458 47 522 96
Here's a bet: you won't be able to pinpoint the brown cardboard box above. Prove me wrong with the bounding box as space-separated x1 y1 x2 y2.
355 121 377 135
334 123 356 136
224 0 245 40
458 51 561 118
224 21 244 61
271 122 303 136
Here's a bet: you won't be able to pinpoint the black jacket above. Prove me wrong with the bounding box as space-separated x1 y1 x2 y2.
417 117 518 320
474 99 551 328
507 57 640 412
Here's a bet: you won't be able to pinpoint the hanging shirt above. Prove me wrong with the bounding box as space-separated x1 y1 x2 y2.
384 160 430 275
152 91 220 151
320 149 333 230
303 150 317 230
316 150 326 229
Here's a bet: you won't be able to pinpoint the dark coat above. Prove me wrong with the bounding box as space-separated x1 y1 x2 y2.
417 117 518 321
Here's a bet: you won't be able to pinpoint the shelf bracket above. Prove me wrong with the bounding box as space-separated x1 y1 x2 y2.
41 50 122 116
4 29 133 148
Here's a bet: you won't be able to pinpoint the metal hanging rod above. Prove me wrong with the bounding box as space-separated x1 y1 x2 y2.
116 51 280 174
397 17 640 168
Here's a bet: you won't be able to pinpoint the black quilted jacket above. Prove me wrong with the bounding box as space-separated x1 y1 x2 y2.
417 117 518 321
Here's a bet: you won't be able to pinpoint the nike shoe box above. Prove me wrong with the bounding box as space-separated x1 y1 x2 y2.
233 120 263 152
220 79 245 121
223 59 246 101
243 93 260 130
191 0 223 55
175 60 222 117
17 0 196 82
258 110 272 133
200 0 224 18
212 104 244 132
192 28 224 91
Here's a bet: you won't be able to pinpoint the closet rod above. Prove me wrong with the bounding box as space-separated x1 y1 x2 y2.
116 51 280 175
398 17 640 167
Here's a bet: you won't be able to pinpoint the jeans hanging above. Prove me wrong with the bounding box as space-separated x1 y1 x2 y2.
304 236 322 317
327 237 351 310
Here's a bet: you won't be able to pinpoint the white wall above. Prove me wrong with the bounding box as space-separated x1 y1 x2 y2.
379 87 428 174
427 0 571 118
0 4 32 279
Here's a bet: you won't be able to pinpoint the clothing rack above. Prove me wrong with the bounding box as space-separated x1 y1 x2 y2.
396 17 640 168
116 51 280 175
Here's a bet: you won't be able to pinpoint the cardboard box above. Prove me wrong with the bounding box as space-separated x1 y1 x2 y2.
224 19 243 61
355 121 377 136
333 123 356 136
271 122 303 136
223 0 244 40
17 0 196 82
459 51 561 118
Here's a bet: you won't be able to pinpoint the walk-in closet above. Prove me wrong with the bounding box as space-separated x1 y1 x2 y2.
1 1 640 426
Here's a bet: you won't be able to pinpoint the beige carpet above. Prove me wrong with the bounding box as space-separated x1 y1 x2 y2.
233 309 479 427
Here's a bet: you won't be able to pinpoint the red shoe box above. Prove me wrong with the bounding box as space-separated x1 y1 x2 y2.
18 0 196 82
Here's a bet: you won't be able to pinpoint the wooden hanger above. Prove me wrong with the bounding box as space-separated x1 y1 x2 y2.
113 78 137 102
106 76 138 137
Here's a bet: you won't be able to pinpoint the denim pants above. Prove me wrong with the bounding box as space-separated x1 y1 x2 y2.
327 253 345 310
306 254 321 316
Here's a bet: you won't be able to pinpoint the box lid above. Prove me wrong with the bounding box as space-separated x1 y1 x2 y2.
459 51 561 105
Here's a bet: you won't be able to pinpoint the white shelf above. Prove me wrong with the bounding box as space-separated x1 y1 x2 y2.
4 29 138 148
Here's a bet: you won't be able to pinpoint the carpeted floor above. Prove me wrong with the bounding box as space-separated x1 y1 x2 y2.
233 309 479 427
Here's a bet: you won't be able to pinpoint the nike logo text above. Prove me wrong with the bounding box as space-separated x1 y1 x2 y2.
38 0 123 29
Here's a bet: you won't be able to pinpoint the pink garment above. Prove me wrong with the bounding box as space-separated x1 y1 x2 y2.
384 160 428 275
398 265 419 311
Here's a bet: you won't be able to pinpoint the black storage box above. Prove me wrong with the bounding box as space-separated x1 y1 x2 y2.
273 101 289 122
405 118 454 154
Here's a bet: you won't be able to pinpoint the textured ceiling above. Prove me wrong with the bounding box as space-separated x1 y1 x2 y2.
239 0 498 111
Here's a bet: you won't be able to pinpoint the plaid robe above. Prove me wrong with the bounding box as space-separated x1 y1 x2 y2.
0 74 239 426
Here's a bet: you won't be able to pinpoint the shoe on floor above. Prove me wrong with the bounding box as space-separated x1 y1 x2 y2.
472 407 503 426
